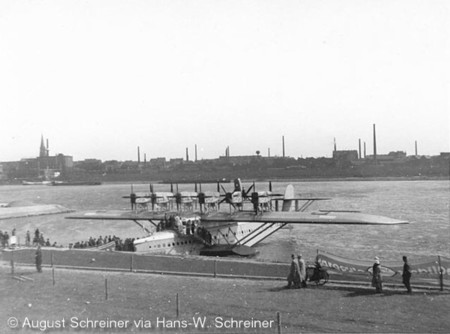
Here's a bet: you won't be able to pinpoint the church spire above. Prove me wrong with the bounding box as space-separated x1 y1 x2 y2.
39 134 47 157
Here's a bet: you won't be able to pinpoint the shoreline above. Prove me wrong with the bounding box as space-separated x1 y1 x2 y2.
2 248 447 291
1 175 449 186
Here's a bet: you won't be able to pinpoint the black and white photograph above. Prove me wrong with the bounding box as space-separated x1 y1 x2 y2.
0 0 449 333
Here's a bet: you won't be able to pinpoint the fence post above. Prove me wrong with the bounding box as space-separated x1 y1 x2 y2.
52 267 55 286
105 278 108 300
438 256 443 291
214 260 217 278
130 254 134 272
11 251 14 275
277 311 281 334
51 251 54 267
176 293 180 318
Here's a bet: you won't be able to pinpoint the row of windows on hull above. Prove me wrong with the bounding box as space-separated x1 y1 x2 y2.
147 239 194 249
144 227 256 249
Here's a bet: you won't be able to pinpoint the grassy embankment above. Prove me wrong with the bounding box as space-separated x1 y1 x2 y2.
1 263 449 333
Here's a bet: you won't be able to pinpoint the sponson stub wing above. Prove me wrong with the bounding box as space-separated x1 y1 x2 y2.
201 211 408 225
66 210 167 221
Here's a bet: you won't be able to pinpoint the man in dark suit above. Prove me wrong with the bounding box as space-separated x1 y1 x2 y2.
402 256 412 293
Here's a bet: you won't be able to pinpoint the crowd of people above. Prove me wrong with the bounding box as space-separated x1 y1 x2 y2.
287 254 308 289
371 255 412 294
287 254 413 294
0 230 10 248
156 215 213 244
0 228 58 248
0 228 137 252
72 235 136 252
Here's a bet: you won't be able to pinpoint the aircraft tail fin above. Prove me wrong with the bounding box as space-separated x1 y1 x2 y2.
282 184 295 212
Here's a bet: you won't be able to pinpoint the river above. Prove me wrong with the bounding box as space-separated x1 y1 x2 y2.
0 180 448 263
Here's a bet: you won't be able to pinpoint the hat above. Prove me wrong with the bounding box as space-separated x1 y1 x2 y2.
374 256 380 264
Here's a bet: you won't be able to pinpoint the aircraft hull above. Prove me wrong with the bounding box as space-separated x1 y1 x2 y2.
133 222 268 256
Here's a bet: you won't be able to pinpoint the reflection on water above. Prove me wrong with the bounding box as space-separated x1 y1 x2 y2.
0 180 448 263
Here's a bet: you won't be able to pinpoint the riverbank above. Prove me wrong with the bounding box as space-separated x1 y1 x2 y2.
1 263 449 333
1 175 449 186
0 203 73 220
243 176 450 183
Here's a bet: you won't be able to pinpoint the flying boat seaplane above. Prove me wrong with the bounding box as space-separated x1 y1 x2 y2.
66 179 408 257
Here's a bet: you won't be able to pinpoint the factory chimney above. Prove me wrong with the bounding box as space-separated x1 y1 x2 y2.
364 142 366 159
282 136 285 158
415 141 418 156
373 124 377 161
358 139 362 159
268 148 271 157
195 144 198 162
186 147 189 162
137 146 141 164
334 138 337 152
46 139 49 157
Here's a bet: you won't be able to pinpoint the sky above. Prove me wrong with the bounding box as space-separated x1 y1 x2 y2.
1 0 449 162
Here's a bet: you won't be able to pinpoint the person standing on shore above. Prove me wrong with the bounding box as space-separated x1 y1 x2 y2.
372 257 382 293
298 254 307 288
35 245 42 273
402 256 412 293
26 230 31 247
3 231 9 248
287 254 300 288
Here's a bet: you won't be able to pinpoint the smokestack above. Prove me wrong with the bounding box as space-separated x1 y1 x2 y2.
364 142 366 158
373 124 377 161
144 153 147 163
334 138 337 152
186 147 189 161
268 148 270 157
195 144 198 162
358 139 362 159
137 146 141 163
282 136 285 158
415 141 418 156
46 139 49 156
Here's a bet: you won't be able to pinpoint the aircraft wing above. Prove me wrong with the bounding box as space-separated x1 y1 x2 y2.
201 211 408 225
66 210 166 221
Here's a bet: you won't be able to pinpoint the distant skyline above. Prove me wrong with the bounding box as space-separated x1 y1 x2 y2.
1 0 449 162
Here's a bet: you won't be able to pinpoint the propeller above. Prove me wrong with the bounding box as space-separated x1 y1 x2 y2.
243 180 282 212
243 182 255 198
250 191 259 213
218 183 238 209
219 192 236 209
195 183 206 212
174 192 182 211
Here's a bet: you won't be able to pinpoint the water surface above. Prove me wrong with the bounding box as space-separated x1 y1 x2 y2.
0 180 448 263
